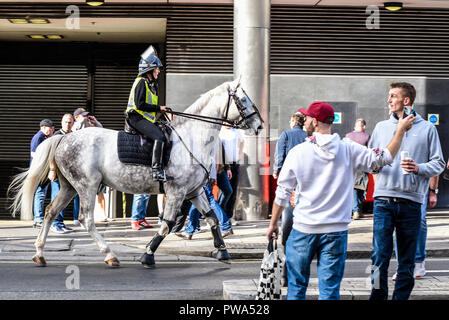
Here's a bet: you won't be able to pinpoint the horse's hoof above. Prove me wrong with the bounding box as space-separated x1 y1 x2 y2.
105 257 120 267
216 249 231 264
140 253 155 269
32 255 47 267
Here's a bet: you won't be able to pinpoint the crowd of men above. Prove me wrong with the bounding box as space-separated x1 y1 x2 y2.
268 81 445 300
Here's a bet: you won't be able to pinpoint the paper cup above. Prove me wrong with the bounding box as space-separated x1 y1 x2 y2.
400 151 411 175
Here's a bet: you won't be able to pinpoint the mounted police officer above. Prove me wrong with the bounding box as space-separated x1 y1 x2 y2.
126 45 173 181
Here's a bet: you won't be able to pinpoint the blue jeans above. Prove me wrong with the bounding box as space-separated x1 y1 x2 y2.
217 171 233 211
184 205 201 234
185 184 232 234
415 192 428 263
224 163 240 219
50 180 80 226
131 194 150 221
33 184 48 223
352 189 365 213
73 195 80 221
286 229 348 300
393 193 428 263
50 180 65 227
370 199 421 300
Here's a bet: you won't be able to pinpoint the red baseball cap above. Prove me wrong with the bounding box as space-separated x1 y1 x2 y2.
298 101 335 124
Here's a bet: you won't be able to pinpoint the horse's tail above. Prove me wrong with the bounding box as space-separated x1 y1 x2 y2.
7 135 65 219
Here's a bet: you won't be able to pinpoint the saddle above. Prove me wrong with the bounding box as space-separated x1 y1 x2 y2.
117 117 172 167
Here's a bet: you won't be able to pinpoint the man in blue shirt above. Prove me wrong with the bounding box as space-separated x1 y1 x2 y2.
31 119 54 228
273 112 307 179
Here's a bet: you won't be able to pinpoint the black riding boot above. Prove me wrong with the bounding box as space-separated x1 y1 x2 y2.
152 140 172 181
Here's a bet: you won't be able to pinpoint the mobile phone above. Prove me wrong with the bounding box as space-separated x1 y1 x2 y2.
393 106 416 120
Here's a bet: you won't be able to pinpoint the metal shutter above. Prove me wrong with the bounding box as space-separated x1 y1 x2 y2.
0 65 88 160
165 6 234 74
0 65 87 217
94 66 136 130
271 6 449 76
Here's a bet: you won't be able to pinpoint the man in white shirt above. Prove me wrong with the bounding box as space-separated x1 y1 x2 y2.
266 101 415 300
218 127 244 223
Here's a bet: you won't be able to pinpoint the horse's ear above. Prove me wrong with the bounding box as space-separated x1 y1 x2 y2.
235 75 242 89
226 76 241 92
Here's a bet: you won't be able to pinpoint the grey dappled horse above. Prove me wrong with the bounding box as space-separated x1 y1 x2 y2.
9 79 263 268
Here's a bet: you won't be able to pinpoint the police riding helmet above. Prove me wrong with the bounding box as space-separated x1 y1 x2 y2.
138 45 163 76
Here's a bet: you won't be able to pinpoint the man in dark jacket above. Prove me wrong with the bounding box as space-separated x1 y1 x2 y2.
273 112 307 179
31 119 54 228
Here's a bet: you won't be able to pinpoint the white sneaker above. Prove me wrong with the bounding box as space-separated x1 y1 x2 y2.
229 218 239 226
414 262 426 278
73 220 81 227
203 224 211 230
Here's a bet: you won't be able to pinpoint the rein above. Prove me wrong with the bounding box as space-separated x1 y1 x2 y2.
164 86 258 130
165 109 236 128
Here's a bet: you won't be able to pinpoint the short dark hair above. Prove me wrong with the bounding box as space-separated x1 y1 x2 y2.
355 118 366 126
292 112 305 127
40 119 54 127
390 82 416 105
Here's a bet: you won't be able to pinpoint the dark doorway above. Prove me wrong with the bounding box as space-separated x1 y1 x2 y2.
326 101 358 138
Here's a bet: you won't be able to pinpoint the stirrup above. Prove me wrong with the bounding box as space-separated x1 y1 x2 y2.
152 169 173 182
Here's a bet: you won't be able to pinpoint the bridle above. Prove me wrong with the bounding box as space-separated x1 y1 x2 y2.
164 84 264 129
223 86 264 129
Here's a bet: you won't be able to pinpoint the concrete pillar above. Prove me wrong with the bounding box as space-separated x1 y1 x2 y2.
233 0 270 220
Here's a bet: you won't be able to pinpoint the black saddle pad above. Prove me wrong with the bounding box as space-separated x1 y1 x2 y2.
117 131 171 167
117 131 153 166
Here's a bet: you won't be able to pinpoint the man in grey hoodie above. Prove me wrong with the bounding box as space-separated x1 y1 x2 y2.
368 82 445 300
267 101 415 300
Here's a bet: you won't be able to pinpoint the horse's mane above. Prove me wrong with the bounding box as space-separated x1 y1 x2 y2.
171 80 233 127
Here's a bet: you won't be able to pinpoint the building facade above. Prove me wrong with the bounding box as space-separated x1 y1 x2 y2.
1 1 449 219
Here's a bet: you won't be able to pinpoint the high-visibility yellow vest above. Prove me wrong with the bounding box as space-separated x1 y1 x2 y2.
126 77 158 123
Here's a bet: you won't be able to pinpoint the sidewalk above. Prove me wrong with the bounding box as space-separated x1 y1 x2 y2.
1 209 449 299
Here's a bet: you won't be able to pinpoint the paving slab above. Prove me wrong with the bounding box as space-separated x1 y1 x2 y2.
223 277 449 300
1 209 449 300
